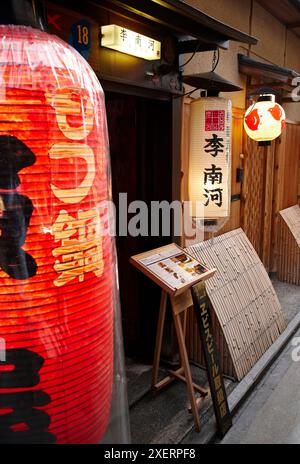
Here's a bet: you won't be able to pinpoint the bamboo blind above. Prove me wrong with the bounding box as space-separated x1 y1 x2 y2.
186 228 287 380
277 205 300 285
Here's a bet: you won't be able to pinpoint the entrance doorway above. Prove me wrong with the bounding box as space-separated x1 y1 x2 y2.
105 92 174 359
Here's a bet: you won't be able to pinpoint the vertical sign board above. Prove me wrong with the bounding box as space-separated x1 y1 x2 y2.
191 281 232 436
189 97 232 219
69 19 92 60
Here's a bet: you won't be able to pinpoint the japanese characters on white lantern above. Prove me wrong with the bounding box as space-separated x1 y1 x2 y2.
189 97 232 219
244 94 285 143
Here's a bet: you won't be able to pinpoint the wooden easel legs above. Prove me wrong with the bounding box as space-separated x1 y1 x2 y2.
151 290 167 388
151 290 209 432
173 312 201 431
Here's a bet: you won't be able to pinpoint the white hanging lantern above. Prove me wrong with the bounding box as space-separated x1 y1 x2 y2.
188 97 232 221
244 94 285 144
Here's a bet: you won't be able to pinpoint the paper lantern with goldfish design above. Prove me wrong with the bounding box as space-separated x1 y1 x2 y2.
0 6 115 444
244 94 285 144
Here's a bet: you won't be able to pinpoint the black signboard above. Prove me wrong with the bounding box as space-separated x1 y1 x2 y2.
191 281 232 437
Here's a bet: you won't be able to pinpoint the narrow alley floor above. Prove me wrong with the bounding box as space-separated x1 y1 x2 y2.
218 327 300 444
128 277 300 444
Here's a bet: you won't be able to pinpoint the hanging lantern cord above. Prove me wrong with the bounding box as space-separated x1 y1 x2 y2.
179 41 206 69
180 87 201 98
178 42 209 97
211 49 220 72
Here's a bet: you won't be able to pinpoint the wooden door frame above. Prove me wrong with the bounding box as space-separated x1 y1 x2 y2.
102 79 182 242
103 80 182 359
241 130 275 271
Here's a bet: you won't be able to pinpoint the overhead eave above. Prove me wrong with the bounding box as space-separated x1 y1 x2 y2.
238 54 300 102
256 0 300 38
94 0 258 52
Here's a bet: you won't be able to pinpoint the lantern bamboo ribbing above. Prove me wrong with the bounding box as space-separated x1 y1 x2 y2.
0 24 114 444
188 97 232 220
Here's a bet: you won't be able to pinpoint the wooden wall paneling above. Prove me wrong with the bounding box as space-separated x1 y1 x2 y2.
240 122 300 271
273 130 286 215
180 97 192 246
180 97 192 204
298 142 300 206
270 122 300 272
261 143 276 271
270 135 285 272
274 123 300 211
277 205 300 285
241 135 266 259
282 124 300 209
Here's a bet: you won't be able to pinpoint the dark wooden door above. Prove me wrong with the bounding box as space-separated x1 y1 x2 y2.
105 92 173 358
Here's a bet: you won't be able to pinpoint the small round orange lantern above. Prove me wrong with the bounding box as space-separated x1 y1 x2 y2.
244 94 286 145
0 0 115 444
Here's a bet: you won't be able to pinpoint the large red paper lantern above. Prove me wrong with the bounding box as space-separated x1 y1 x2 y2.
0 1 114 444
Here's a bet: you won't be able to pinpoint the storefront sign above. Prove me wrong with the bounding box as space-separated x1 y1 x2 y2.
189 97 232 219
101 24 161 60
191 281 232 437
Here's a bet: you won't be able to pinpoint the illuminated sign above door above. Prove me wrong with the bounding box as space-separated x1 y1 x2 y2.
101 25 161 60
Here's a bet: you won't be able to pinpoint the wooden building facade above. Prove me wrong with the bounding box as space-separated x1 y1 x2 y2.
181 2 300 274
46 0 256 359
46 0 300 368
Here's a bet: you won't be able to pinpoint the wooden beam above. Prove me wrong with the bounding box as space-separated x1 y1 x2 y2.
239 63 290 83
95 0 231 48
106 0 258 44
288 0 300 18
178 40 225 55
52 0 257 50
286 20 300 28
158 0 257 44
247 82 294 92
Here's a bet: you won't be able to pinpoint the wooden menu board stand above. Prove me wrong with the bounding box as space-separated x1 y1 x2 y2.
130 244 216 432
